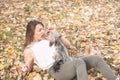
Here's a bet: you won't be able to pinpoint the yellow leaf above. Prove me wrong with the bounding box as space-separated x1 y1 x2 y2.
45 0 51 2
49 77 54 80
52 13 57 17
0 57 4 62
10 66 17 73
115 46 120 50
97 73 103 77
28 72 36 80
113 59 120 64
4 46 15 54
77 0 81 3
59 14 63 19
112 55 118 59
8 46 15 52
81 42 86 47
2 34 7 39
33 73 42 80
33 65 41 72
75 14 81 20
105 6 111 11
3 11 9 15
0 64 4 70
8 23 15 27
7 52 12 56
16 65 21 70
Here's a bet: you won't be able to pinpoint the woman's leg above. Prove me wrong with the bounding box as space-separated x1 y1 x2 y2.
49 59 88 80
81 55 117 80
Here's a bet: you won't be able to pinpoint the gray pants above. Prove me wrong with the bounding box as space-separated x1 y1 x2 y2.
49 55 117 80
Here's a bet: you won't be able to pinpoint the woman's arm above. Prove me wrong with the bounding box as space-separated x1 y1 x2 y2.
22 48 34 72
59 35 71 48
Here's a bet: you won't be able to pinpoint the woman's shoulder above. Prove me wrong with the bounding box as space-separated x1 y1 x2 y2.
23 47 33 55
23 47 35 58
25 40 50 50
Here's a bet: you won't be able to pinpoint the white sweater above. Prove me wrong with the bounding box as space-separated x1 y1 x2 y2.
28 40 56 70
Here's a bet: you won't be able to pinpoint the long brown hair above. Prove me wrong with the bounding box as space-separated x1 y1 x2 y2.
24 20 44 49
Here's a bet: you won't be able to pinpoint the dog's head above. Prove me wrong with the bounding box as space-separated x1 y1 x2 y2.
47 30 60 46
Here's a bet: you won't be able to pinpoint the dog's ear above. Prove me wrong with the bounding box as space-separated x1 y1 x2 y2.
49 41 55 46
48 30 60 46
48 31 56 46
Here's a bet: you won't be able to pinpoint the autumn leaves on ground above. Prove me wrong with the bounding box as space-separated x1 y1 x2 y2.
0 0 120 80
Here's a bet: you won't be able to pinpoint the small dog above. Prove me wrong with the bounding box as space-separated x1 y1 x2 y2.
48 30 72 72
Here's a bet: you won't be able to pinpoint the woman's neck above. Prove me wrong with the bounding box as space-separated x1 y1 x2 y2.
33 37 47 42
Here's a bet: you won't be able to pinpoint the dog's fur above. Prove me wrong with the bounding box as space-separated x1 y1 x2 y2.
48 30 72 72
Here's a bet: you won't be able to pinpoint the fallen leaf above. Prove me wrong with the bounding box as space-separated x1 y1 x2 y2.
0 64 4 70
115 46 120 51
33 73 42 80
2 34 7 39
49 77 54 80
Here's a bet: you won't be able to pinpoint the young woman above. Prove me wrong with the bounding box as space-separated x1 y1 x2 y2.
22 20 117 80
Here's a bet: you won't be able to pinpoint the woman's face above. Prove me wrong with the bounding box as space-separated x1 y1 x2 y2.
33 24 45 42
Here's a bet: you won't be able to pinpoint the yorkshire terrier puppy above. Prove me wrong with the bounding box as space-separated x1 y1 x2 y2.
48 30 72 72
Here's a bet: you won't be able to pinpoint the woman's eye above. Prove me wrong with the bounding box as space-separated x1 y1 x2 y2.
39 29 41 32
39 28 42 31
39 28 44 32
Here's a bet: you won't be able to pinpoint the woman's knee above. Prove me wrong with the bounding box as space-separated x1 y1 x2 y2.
91 55 106 67
75 59 86 67
92 55 103 61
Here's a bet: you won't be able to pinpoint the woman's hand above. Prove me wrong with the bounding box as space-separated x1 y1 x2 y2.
46 26 55 34
47 26 54 30
22 65 30 73
60 36 71 48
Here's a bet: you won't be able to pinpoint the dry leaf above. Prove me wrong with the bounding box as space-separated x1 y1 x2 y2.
2 34 7 39
49 77 54 80
115 46 120 51
33 73 42 80
0 64 4 70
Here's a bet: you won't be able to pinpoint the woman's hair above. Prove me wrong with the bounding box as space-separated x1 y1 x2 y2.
24 20 44 49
